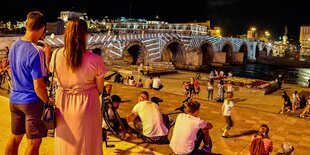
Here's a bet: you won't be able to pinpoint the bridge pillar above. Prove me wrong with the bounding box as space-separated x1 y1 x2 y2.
232 52 245 64
213 52 226 64
184 47 202 70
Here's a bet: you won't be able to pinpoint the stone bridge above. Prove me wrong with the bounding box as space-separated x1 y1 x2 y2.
0 33 272 69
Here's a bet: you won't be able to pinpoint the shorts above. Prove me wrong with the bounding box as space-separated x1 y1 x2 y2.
10 101 48 139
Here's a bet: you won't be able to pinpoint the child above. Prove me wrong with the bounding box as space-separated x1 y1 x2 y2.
222 92 238 138
182 81 189 96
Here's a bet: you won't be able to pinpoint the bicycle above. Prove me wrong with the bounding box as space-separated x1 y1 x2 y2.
101 97 127 141
1 69 12 93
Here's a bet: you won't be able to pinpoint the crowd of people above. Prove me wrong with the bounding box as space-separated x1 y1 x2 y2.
3 10 305 155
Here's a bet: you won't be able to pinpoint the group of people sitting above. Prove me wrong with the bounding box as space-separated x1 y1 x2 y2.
281 90 310 117
113 72 164 91
101 86 213 154
209 69 233 79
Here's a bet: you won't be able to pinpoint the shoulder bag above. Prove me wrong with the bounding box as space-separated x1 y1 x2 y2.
41 48 60 130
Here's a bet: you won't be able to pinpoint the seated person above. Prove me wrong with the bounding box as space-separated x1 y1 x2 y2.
102 94 139 136
114 73 123 83
299 95 308 109
170 101 213 154
281 91 292 114
300 99 310 118
126 91 169 144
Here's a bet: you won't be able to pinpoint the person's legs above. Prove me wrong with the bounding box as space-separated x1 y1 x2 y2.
208 89 211 100
24 101 47 154
210 89 213 100
5 103 26 155
5 134 23 155
292 102 296 112
189 129 211 154
222 116 233 137
300 105 310 117
25 138 42 155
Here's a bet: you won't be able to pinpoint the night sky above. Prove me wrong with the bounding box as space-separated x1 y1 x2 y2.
2 0 309 41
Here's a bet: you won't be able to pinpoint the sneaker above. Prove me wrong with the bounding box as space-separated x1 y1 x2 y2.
221 135 228 138
300 114 305 118
201 145 211 153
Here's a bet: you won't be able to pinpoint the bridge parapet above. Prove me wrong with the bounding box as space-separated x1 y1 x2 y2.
0 33 269 68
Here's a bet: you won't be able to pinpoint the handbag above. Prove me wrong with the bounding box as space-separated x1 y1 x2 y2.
41 48 60 130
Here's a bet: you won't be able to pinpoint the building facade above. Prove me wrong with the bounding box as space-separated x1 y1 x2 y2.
300 26 310 55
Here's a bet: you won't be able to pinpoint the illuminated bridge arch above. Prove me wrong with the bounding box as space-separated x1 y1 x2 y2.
199 41 214 65
239 43 248 63
123 41 147 65
162 39 186 69
221 42 233 64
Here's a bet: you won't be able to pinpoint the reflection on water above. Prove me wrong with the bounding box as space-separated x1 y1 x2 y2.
203 64 310 87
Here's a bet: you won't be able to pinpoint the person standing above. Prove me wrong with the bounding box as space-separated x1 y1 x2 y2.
51 19 106 155
138 63 144 76
277 74 284 89
217 80 225 103
170 101 213 154
207 78 214 101
222 92 238 138
5 11 49 155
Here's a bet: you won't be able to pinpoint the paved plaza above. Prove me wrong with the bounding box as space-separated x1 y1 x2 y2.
0 70 310 155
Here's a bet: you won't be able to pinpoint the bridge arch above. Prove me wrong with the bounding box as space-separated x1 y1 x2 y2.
239 43 248 63
123 41 147 65
162 39 185 69
221 42 233 64
200 41 213 65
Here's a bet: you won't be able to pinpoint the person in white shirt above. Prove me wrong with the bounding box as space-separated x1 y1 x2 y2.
222 92 238 138
126 91 169 144
152 75 163 91
170 100 213 154
138 63 144 76
292 91 300 112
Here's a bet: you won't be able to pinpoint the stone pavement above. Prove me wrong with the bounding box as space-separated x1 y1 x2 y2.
0 70 310 155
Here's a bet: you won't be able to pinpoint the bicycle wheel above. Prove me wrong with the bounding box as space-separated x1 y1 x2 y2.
102 105 126 140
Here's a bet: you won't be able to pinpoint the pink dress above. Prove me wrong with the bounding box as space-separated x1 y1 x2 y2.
50 49 107 155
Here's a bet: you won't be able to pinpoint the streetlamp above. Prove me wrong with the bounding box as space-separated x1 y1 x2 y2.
251 27 256 40
265 31 270 41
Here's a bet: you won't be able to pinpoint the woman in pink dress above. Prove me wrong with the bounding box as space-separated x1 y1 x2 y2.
50 19 107 155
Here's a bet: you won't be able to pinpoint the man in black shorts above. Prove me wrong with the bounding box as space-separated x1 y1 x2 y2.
5 11 50 155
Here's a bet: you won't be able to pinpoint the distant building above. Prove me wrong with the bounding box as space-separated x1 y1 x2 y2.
208 27 221 37
59 11 88 22
112 17 208 35
300 26 310 55
46 19 65 35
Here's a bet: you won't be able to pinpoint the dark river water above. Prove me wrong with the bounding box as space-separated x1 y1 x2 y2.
201 63 310 87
